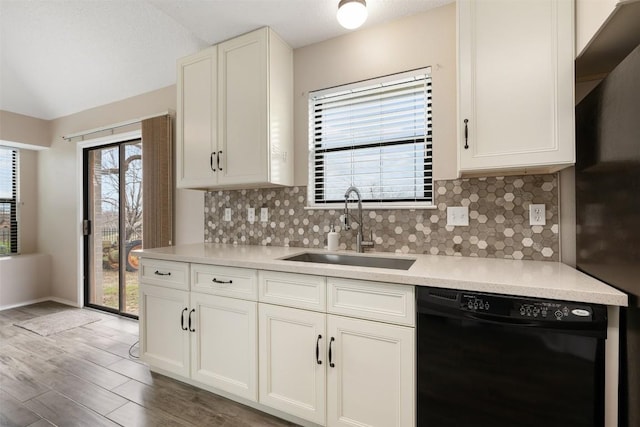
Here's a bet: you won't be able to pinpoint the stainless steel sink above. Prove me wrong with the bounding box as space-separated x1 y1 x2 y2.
282 252 416 270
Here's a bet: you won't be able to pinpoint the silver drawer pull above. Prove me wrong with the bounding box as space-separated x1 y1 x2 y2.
154 270 171 276
212 278 233 284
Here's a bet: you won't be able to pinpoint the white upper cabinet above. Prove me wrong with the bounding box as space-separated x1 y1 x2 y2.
176 46 218 188
177 27 293 189
457 0 575 176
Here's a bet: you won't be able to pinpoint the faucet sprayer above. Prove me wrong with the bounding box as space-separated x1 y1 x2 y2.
343 186 373 253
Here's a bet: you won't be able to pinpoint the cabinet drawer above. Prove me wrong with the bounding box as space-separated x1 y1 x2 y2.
259 271 326 311
139 259 189 290
327 278 415 326
191 264 258 301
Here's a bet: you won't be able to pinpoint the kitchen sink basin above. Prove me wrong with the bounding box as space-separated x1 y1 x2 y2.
282 252 416 270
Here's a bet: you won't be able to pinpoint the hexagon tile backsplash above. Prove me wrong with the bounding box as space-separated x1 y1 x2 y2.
204 174 559 261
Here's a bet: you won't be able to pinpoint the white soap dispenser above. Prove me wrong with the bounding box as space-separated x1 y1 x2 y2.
327 224 339 251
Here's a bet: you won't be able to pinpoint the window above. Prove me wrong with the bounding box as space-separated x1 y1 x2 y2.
0 147 18 255
309 68 432 207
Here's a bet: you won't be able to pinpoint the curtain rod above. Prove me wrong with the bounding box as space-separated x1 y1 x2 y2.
61 110 174 142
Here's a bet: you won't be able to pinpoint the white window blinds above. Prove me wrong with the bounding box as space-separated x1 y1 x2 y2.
309 68 432 207
0 146 18 255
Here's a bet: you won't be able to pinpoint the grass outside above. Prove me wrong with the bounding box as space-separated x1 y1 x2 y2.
101 269 139 315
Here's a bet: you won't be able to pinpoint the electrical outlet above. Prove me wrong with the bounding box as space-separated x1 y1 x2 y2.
247 207 255 223
224 208 231 222
447 206 469 226
529 204 546 226
260 207 269 222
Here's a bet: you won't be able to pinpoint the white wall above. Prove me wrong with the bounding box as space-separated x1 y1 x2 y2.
41 86 203 305
0 111 48 254
575 0 619 56
0 114 50 308
0 110 51 149
0 254 51 309
293 3 458 184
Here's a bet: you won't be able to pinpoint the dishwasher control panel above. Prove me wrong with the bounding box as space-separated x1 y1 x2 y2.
513 301 593 321
460 294 594 322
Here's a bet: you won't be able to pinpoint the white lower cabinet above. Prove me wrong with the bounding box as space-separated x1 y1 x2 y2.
257 271 415 427
139 259 258 403
140 260 416 427
139 284 190 377
326 315 415 427
191 293 257 400
259 303 327 425
258 304 416 427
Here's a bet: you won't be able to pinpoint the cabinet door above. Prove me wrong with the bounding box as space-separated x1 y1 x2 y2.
458 0 574 174
190 293 258 401
217 28 268 185
139 284 190 377
177 46 218 188
259 303 326 425
327 315 415 427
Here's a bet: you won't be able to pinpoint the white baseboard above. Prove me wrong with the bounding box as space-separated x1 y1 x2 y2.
48 297 81 308
0 297 51 311
0 296 80 312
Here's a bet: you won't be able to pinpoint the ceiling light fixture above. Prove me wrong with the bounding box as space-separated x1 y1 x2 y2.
337 0 368 30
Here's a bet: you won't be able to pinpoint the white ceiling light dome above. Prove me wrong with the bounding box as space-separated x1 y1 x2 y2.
337 0 368 30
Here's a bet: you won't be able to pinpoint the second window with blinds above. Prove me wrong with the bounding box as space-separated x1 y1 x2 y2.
308 68 433 208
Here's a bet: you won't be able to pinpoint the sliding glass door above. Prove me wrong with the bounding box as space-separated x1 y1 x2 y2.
83 140 142 317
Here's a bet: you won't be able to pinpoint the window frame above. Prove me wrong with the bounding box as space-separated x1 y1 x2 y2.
0 146 19 255
307 68 434 209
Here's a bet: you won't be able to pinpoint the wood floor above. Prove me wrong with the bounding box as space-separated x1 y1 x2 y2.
0 301 296 427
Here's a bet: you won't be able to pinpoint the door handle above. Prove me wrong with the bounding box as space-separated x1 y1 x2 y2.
212 278 233 284
316 334 322 365
188 309 196 332
463 119 469 150
180 308 188 331
217 150 223 171
329 337 335 368
210 152 216 171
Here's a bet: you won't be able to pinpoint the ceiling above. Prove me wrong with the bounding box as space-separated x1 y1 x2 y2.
0 0 452 121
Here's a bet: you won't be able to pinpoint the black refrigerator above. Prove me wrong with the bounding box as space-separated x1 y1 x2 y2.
575 43 640 427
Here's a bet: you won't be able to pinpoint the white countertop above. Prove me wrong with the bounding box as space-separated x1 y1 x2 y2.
137 243 628 306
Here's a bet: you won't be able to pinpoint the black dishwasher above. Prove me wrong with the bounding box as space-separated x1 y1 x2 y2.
417 287 607 427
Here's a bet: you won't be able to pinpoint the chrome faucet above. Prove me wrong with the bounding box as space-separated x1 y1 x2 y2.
343 186 374 253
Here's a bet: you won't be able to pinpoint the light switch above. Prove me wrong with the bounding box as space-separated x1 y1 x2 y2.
247 207 255 223
447 206 469 226
224 208 231 222
260 207 269 222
